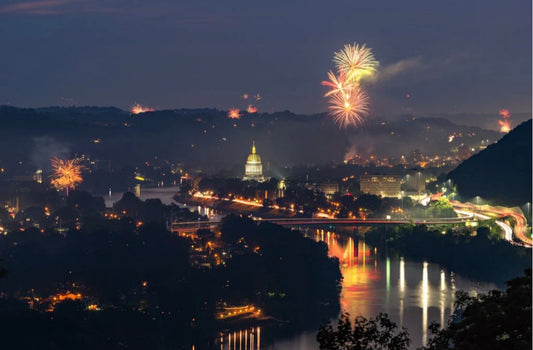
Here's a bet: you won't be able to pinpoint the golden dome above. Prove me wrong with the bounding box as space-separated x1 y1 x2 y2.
246 142 262 163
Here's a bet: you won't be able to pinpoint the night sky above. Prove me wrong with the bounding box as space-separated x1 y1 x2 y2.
0 0 531 117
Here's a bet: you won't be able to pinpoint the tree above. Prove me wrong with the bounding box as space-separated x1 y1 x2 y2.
317 313 410 350
427 197 456 218
424 269 532 350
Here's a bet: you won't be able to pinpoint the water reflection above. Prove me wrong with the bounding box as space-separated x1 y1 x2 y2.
399 258 405 327
307 230 497 349
216 230 498 350
220 327 261 350
421 261 429 346
440 270 446 329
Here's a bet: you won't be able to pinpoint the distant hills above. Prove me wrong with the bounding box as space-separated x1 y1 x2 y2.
0 105 503 176
447 119 532 206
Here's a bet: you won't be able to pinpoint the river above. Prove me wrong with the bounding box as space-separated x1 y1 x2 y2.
215 229 499 350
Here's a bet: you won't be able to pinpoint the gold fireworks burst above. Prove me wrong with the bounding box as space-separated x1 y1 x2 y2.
50 158 83 195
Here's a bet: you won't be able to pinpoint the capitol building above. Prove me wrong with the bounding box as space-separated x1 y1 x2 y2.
243 141 266 182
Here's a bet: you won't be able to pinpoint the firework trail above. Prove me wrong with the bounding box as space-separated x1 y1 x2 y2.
50 158 83 196
247 105 258 113
321 70 350 97
241 93 249 100
333 43 379 83
498 109 511 133
255 94 262 101
327 86 369 128
130 103 155 114
227 108 242 119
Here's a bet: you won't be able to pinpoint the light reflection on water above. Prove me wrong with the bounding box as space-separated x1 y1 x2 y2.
215 230 498 350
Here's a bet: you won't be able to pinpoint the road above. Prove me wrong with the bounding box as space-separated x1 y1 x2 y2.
177 193 532 247
451 200 532 247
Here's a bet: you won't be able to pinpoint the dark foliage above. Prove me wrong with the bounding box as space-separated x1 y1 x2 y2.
424 269 532 350
317 312 410 350
0 202 342 348
220 215 342 327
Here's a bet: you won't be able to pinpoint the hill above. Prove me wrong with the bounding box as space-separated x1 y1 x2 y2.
0 106 501 176
447 119 532 206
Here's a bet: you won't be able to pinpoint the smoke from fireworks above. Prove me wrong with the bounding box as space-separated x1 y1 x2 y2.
227 108 242 119
130 103 155 114
498 109 511 133
50 158 83 196
322 42 378 128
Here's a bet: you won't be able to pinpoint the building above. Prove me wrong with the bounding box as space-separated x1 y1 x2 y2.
405 172 426 193
319 183 339 199
243 141 265 182
360 175 401 198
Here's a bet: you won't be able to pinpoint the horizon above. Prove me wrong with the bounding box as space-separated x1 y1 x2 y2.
1 103 531 132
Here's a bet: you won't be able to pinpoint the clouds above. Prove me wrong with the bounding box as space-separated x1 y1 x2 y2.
0 0 82 15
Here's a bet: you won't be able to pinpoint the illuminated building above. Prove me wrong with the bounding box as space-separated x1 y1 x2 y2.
319 183 339 199
405 172 426 193
33 169 43 183
360 175 401 198
243 141 265 182
277 179 286 198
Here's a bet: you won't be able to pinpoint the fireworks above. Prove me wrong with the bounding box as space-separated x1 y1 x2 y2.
50 158 83 196
247 105 258 113
333 43 379 83
327 86 369 128
322 42 378 128
130 103 154 114
499 109 510 119
498 120 511 133
321 70 349 97
498 109 511 133
227 108 242 119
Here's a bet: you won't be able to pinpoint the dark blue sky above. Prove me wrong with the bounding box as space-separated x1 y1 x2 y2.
0 0 531 117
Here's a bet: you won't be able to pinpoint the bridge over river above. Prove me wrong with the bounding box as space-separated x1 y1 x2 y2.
170 216 473 233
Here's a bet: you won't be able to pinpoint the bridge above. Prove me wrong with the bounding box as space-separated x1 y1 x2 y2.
170 216 472 233
170 203 531 247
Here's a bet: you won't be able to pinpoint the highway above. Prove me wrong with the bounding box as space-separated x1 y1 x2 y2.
451 200 531 247
178 193 531 247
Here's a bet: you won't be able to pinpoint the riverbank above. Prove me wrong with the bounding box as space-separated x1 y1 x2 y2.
363 224 531 285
